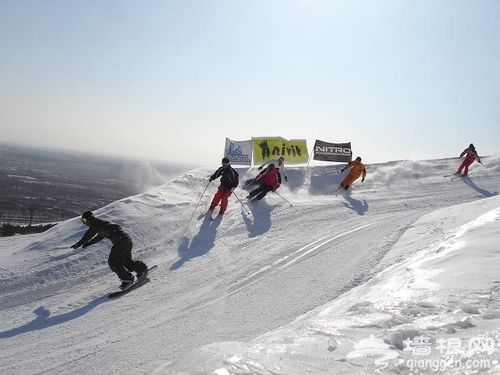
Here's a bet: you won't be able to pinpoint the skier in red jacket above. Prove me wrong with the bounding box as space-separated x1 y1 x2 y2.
246 163 281 201
243 155 288 190
456 143 482 176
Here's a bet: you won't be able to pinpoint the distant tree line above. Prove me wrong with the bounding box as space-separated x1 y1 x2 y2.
0 223 56 237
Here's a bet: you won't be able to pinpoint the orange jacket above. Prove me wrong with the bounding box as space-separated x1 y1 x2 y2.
343 160 366 180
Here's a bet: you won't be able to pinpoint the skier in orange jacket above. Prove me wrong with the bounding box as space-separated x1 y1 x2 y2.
456 143 482 176
339 156 366 190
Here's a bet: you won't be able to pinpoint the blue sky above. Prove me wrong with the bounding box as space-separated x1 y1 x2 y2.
1 0 499 165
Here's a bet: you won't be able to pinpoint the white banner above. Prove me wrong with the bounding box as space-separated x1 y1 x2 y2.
224 138 253 165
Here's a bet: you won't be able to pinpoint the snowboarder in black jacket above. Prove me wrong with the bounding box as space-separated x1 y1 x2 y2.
71 211 148 290
208 157 239 216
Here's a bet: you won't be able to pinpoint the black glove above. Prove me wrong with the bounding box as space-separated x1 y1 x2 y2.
361 178 365 182
71 243 79 249
209 177 213 182
341 168 345 172
258 166 263 170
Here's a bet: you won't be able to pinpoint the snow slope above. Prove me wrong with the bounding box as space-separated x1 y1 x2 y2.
1 157 499 375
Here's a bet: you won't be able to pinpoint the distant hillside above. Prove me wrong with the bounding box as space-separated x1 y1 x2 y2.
0 143 190 224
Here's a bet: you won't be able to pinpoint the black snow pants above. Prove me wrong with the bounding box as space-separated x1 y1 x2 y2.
249 183 273 201
108 235 147 281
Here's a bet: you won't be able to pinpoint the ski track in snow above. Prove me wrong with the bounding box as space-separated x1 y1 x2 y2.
0 157 499 375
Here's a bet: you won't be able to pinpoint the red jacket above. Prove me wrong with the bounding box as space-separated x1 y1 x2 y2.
257 168 281 190
460 147 481 164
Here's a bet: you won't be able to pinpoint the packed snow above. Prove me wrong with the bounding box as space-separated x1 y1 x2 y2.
1 157 499 375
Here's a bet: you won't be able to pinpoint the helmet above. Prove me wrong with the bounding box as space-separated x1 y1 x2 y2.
469 143 475 150
222 157 230 164
268 163 275 170
81 211 94 224
355 156 362 162
82 211 94 220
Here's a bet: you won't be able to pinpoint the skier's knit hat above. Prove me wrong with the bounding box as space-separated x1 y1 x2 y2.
82 211 94 220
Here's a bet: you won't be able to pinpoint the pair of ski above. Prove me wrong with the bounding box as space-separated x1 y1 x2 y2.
444 173 464 180
108 264 157 298
197 207 224 221
244 194 260 203
332 185 351 196
242 178 259 191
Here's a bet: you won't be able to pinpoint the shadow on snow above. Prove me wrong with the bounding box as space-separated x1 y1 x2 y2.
0 298 108 338
170 215 222 270
242 200 276 237
341 194 369 215
461 176 497 198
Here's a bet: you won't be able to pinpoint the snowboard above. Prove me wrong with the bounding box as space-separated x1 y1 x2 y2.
108 264 158 299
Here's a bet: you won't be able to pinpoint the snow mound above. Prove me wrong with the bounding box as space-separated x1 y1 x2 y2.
160 196 500 374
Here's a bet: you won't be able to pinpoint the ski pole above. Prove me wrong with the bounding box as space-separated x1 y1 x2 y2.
232 191 251 215
273 191 293 207
180 181 211 238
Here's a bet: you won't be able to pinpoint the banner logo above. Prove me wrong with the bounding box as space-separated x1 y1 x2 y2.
224 138 252 165
252 137 308 164
313 140 352 162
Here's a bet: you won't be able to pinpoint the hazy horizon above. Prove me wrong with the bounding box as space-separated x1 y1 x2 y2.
1 140 498 168
1 1 499 165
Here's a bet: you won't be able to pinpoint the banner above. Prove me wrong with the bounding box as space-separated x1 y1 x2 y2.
224 138 252 165
313 140 352 162
252 137 308 165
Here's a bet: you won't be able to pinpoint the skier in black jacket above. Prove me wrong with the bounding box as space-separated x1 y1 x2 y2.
208 157 239 216
71 211 148 290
